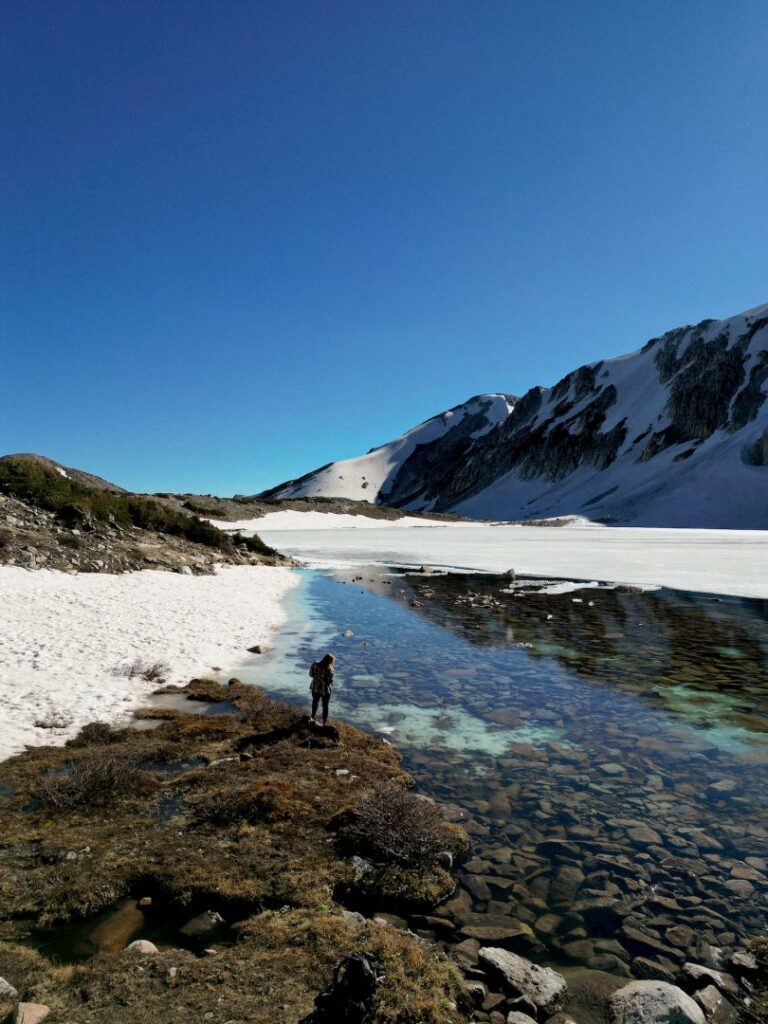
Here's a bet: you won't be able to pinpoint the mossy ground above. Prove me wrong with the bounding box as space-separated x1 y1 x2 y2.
0 680 469 1023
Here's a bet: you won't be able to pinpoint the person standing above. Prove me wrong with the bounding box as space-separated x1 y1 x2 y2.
309 652 335 725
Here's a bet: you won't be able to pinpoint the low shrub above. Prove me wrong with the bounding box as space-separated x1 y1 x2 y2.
232 531 278 557
66 722 116 747
348 781 451 869
35 751 153 809
0 457 278 555
113 658 170 683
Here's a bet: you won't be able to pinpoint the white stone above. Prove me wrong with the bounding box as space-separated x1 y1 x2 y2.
478 948 567 1014
609 980 705 1024
126 939 159 955
0 976 18 1001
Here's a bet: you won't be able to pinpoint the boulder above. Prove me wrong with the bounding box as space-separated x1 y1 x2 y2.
479 948 567 1015
507 1014 537 1024
609 980 705 1024
126 939 159 955
14 1006 50 1024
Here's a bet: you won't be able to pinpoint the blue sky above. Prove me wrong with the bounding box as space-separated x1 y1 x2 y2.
3 0 767 495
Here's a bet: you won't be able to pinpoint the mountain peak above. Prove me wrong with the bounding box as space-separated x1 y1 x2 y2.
261 305 768 528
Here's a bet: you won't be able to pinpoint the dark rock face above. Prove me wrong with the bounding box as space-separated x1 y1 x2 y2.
380 395 518 508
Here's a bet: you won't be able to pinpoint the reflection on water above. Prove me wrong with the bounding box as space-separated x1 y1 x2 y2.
236 568 768 975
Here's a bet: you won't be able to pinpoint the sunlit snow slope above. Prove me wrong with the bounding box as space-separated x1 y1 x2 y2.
259 393 516 505
263 305 768 527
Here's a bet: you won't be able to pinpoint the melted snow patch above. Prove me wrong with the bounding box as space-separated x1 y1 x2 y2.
0 565 298 760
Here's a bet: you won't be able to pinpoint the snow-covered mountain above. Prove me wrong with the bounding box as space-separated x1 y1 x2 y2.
259 393 516 504
262 304 768 528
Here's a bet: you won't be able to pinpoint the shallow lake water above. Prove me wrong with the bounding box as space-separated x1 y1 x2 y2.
235 567 768 977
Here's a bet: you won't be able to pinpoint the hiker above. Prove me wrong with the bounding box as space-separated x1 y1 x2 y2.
309 652 335 725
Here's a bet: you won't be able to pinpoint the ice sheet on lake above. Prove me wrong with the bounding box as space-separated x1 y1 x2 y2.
255 524 768 598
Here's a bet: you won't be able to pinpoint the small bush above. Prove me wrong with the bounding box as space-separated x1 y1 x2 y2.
35 751 152 809
67 722 115 747
0 528 12 549
113 658 169 683
349 782 450 869
33 715 72 730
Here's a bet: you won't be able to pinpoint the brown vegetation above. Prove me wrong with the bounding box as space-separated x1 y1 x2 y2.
0 680 469 1024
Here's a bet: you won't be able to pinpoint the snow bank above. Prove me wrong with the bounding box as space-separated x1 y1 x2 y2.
0 565 298 760
255 524 768 599
210 511 482 531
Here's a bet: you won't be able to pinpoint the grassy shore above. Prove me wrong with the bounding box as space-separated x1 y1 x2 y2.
0 679 470 1024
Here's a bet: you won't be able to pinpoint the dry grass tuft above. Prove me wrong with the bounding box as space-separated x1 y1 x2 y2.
349 781 451 869
113 658 170 683
35 750 156 809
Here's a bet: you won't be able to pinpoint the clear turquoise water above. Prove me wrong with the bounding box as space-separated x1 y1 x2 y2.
235 568 768 966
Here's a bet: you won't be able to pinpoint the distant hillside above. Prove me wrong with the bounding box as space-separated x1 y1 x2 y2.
262 305 768 529
0 453 126 492
0 454 282 573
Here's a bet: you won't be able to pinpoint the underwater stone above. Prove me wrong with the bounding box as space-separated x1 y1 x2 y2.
609 981 705 1024
478 948 567 1014
681 964 739 997
694 985 737 1024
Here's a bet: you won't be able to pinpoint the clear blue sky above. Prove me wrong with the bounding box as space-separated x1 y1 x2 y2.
3 0 767 495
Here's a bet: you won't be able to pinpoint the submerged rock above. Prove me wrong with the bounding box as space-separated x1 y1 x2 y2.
681 963 739 997
479 947 567 1014
179 909 225 938
693 985 737 1024
609 980 705 1024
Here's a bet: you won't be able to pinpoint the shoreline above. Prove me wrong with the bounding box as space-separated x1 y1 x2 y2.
0 563 299 761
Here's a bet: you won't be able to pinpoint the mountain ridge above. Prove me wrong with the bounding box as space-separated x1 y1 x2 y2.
261 304 768 528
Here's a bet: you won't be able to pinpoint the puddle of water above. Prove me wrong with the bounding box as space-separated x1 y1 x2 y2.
232 567 768 973
23 898 231 964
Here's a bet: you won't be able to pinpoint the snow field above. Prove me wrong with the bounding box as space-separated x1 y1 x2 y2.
0 565 298 760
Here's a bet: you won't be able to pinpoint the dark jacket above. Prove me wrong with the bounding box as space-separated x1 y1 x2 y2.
309 662 334 697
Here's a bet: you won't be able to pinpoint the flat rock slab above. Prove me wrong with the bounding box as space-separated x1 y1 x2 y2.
479 947 567 1015
609 980 705 1024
